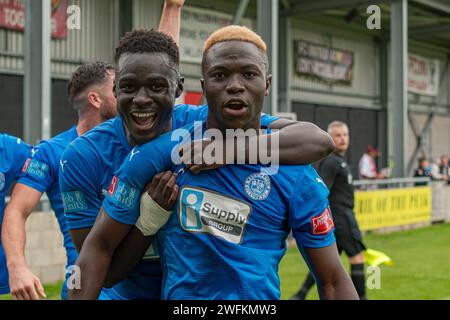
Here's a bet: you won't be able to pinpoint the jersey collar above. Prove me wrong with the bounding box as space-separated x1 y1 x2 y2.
114 116 132 152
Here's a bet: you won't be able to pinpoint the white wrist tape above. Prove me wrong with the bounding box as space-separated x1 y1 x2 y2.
135 192 172 236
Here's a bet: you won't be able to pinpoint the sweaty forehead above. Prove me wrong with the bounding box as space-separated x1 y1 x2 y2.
204 41 266 68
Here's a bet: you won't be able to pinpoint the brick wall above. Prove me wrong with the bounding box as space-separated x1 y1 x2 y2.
24 212 66 284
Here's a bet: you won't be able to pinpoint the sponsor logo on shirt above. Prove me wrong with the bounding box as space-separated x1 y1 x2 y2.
23 158 49 179
62 191 88 213
311 207 334 235
244 173 271 201
108 176 139 209
179 186 252 244
0 172 5 192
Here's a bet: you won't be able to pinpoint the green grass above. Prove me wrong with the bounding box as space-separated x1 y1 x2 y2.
0 281 63 300
2 223 449 300
279 223 450 300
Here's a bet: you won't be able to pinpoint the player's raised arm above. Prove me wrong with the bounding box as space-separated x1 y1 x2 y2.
158 0 185 46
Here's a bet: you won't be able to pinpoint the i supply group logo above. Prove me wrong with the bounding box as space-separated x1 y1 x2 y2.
179 187 252 244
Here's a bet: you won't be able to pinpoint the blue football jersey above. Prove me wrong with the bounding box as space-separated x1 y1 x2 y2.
60 104 277 300
0 134 32 294
18 127 79 299
103 121 336 300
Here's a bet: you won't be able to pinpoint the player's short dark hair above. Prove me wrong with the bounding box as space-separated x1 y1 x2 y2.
67 61 115 106
114 29 179 67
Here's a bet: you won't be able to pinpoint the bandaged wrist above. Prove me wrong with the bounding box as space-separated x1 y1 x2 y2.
135 192 172 236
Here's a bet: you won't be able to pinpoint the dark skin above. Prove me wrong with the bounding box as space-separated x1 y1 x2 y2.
68 45 337 299
199 40 358 299
68 53 182 297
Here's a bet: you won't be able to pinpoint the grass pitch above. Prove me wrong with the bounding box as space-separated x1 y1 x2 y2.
2 223 449 300
279 222 450 300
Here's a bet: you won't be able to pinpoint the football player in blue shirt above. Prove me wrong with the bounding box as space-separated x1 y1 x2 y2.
1 62 116 300
0 134 32 296
63 28 333 300
2 1 187 300
68 26 357 299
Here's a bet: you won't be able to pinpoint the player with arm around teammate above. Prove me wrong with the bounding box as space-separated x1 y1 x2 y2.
69 26 357 300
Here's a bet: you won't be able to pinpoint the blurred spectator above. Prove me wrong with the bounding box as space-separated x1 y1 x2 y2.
438 154 450 184
359 145 385 179
414 157 433 186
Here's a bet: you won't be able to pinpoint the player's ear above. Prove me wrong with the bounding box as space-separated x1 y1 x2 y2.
87 91 101 109
200 79 205 94
176 77 184 98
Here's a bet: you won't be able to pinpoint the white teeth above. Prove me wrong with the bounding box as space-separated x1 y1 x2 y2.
228 102 245 106
132 112 156 118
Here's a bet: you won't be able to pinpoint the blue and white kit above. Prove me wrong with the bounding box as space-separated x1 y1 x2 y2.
102 120 336 300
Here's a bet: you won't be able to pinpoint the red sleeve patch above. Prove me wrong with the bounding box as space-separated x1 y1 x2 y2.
108 176 118 196
21 158 31 173
311 207 334 235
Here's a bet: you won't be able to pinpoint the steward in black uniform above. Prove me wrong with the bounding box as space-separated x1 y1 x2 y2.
319 152 365 256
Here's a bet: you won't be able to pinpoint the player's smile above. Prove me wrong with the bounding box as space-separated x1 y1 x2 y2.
201 40 271 131
129 109 158 131
115 52 180 145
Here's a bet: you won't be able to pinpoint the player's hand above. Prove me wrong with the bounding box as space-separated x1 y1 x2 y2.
164 0 185 8
144 171 178 211
9 266 46 300
180 139 225 175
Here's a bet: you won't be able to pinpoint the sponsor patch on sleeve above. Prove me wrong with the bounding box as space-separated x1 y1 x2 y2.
311 207 334 235
107 176 139 209
62 191 88 213
22 158 49 179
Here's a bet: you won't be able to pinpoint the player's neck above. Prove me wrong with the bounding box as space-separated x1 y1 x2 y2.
76 111 105 136
205 117 261 135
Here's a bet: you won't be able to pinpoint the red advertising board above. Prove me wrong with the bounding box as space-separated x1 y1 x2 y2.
0 0 68 39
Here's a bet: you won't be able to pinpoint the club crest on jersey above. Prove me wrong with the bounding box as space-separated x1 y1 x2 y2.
311 207 334 235
179 186 252 244
0 172 5 192
244 173 271 201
